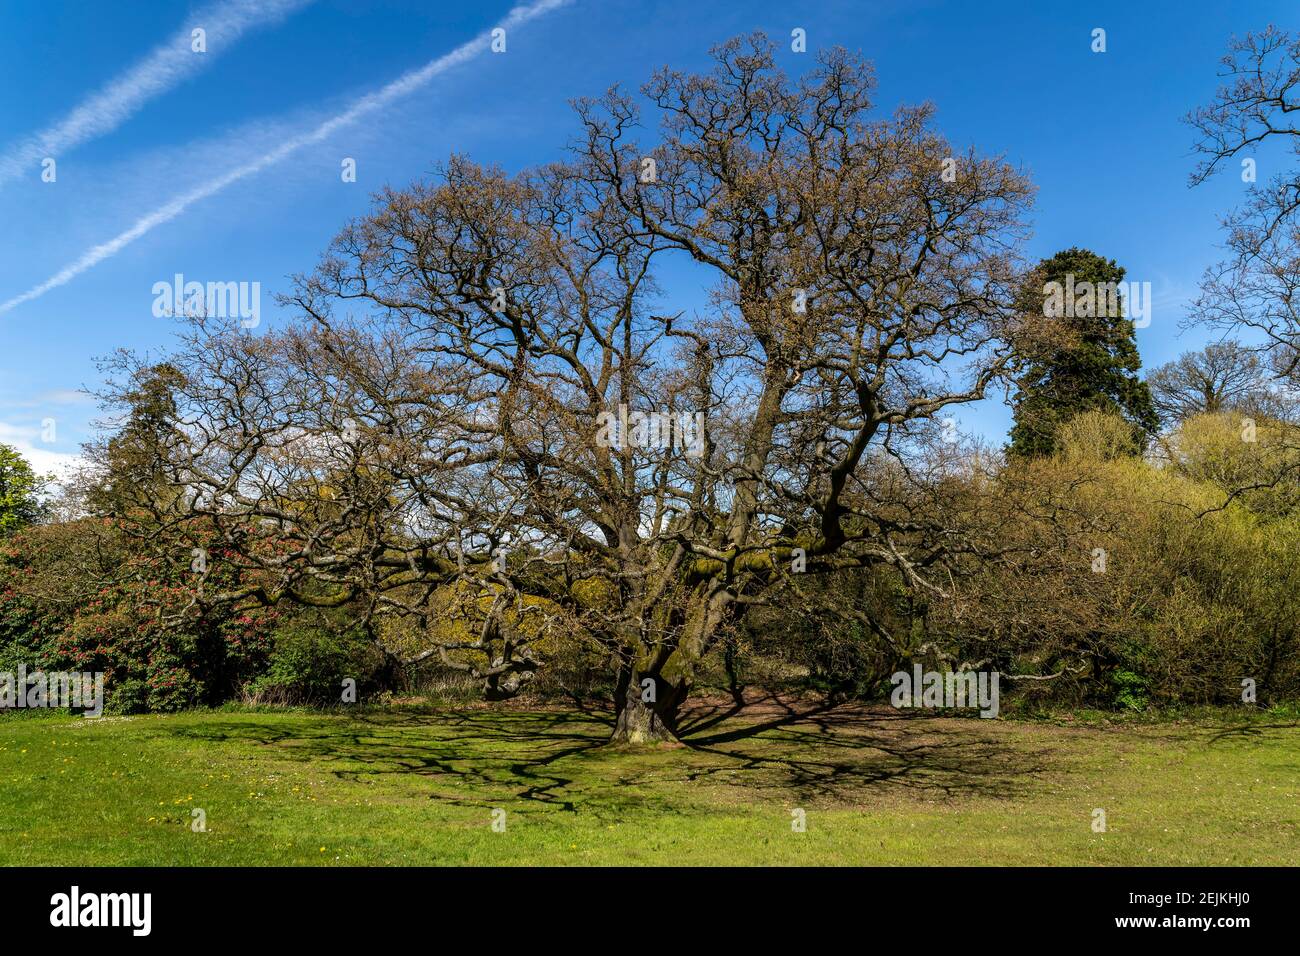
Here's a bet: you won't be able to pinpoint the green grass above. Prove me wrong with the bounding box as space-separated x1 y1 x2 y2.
1 697 1297 865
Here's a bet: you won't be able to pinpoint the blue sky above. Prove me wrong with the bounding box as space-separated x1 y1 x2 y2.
0 0 1295 475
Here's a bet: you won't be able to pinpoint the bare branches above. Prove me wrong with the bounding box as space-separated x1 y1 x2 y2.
89 35 1034 728
1188 27 1300 372
1188 25 1300 187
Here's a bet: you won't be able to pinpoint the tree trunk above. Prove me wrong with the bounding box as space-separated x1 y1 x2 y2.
609 670 684 744
606 591 722 745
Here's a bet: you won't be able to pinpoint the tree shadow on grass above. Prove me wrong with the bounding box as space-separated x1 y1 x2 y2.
171 709 606 812
1197 716 1300 747
168 699 1060 814
675 691 1056 804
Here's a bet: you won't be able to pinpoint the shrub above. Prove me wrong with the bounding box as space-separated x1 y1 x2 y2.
245 620 385 705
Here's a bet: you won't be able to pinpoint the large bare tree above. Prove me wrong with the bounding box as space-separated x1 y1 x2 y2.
99 35 1033 743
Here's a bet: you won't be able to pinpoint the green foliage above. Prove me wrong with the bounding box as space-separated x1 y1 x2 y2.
1008 248 1160 458
1111 669 1150 711
0 519 278 713
108 678 150 715
84 363 186 519
940 410 1300 708
246 620 385 705
0 444 46 537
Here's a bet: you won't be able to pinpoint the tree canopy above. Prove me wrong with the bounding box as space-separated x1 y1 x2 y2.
95 34 1035 742
0 444 46 537
1008 247 1158 457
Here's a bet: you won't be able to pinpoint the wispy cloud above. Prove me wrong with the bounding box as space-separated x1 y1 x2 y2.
0 0 315 190
0 0 572 317
0 389 92 409
0 421 80 479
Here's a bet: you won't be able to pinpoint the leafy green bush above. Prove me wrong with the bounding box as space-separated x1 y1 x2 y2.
1111 669 1150 711
0 520 278 712
108 678 149 715
245 621 384 705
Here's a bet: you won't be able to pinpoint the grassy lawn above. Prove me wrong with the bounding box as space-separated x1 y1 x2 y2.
1 696 1297 865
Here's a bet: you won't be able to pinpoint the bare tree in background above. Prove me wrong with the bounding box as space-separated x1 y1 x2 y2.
96 35 1033 743
1146 340 1290 424
1188 26 1300 377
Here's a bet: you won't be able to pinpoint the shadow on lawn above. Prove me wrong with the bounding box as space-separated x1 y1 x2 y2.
1198 716 1300 747
168 693 1056 812
676 692 1055 802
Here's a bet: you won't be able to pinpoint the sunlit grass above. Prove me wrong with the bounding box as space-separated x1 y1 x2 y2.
1 699 1296 865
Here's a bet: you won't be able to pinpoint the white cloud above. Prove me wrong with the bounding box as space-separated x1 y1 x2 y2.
0 421 80 479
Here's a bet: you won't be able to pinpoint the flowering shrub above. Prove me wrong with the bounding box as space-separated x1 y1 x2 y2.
0 520 277 712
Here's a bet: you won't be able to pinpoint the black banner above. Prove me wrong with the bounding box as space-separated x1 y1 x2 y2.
1 866 1283 942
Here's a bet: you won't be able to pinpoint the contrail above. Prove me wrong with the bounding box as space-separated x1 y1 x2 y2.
0 0 315 189
0 0 572 317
